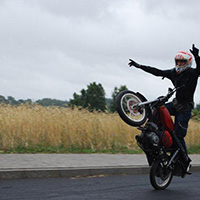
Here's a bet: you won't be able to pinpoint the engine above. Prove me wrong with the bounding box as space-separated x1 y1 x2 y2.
136 122 173 151
136 122 160 151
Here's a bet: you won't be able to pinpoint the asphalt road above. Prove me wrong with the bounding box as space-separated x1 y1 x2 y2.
0 173 200 200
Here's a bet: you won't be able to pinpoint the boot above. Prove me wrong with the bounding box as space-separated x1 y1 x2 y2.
185 157 192 173
181 157 192 178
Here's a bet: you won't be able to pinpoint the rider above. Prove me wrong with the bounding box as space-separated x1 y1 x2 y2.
129 44 200 172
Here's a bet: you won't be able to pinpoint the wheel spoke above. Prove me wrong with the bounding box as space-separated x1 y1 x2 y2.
118 92 147 126
122 101 127 108
129 112 133 119
124 96 129 103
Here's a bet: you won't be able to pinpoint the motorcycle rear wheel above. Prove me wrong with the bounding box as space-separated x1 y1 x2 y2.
116 90 148 127
150 159 173 190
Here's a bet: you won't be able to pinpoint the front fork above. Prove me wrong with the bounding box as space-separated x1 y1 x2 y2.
166 149 180 169
149 148 179 170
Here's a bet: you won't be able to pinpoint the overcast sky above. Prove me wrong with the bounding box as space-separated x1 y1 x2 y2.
1 0 200 103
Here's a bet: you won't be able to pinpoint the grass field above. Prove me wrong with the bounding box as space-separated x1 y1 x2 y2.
0 104 199 153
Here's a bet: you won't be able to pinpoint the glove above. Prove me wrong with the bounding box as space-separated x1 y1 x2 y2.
128 59 141 68
190 44 199 58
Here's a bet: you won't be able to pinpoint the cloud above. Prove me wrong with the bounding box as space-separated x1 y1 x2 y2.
0 0 200 104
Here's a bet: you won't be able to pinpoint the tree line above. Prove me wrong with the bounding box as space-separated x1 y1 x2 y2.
68 82 128 112
1 82 200 115
0 82 128 112
0 95 68 108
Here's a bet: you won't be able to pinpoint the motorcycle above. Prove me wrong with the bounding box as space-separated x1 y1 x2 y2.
116 87 191 190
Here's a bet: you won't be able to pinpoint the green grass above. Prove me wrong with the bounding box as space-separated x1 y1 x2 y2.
0 146 143 154
188 145 200 154
0 145 200 154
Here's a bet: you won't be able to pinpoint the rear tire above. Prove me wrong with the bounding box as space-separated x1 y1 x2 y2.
116 90 148 126
150 159 173 190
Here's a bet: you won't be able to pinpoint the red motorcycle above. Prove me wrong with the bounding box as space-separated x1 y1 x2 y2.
116 87 190 190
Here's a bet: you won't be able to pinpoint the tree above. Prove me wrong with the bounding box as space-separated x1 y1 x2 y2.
69 82 106 112
36 98 68 107
86 82 106 112
110 85 128 112
196 103 200 111
18 99 33 105
7 96 18 105
69 93 82 108
0 95 7 104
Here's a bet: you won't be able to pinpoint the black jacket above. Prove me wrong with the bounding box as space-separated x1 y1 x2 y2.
139 56 200 105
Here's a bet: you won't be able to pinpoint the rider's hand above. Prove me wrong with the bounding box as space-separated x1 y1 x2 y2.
128 59 141 68
190 44 199 58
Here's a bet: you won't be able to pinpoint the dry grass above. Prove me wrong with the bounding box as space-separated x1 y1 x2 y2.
0 104 199 152
0 104 140 151
187 119 200 148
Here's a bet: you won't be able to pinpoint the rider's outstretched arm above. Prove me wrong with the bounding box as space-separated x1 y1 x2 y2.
129 59 172 79
190 44 200 74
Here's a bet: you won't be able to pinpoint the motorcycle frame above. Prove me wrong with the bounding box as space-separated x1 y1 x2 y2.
135 90 187 175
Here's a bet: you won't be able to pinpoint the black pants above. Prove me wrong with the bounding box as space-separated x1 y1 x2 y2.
165 102 192 156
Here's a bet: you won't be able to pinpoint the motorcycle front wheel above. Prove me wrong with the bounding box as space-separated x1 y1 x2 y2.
116 90 148 126
150 159 173 190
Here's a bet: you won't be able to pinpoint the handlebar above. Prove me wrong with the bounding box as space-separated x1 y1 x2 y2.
136 86 184 108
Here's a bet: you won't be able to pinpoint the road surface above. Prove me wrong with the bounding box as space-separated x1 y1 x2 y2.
0 173 199 200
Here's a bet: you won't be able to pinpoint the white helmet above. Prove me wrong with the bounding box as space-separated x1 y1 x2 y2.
174 51 192 74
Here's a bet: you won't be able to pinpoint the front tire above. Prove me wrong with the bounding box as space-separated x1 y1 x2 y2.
116 90 148 126
150 159 173 190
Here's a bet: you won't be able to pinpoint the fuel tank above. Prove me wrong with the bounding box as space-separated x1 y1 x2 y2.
159 106 174 132
161 130 173 148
